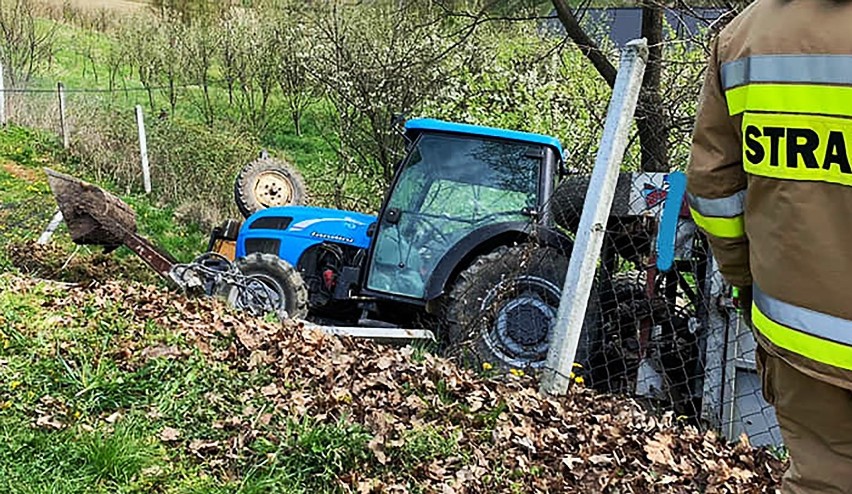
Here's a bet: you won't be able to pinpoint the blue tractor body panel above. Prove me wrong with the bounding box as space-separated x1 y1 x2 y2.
236 206 376 267
403 118 564 156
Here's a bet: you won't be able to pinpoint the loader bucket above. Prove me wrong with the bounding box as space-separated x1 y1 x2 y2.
44 168 138 250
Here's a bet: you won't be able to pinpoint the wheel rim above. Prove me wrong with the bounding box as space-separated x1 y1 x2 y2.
237 273 285 316
253 171 295 208
480 275 561 368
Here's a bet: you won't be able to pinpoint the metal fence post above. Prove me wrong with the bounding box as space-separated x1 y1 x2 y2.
0 62 6 126
58 82 69 148
135 104 151 194
37 210 64 245
540 38 649 396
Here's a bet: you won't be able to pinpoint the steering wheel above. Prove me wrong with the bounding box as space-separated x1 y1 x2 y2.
403 212 452 244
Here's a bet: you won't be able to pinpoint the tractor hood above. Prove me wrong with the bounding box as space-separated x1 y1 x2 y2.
236 206 377 265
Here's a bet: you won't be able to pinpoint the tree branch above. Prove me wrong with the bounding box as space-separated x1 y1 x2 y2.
551 0 617 88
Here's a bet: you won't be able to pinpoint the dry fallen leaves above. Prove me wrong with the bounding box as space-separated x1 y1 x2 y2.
35 414 65 430
140 345 182 361
5 274 786 493
159 426 181 442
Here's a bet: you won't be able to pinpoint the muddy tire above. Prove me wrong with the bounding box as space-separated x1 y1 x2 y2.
234 156 307 218
216 253 309 320
551 172 633 232
441 244 601 374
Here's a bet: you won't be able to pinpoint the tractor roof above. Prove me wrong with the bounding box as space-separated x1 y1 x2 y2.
404 118 563 155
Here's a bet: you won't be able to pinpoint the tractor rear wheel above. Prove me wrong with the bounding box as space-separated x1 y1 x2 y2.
234 155 307 218
216 253 309 320
441 245 601 374
550 172 633 232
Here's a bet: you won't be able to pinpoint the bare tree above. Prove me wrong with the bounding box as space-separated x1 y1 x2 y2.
182 20 218 125
272 5 317 136
548 0 748 172
306 2 463 186
551 0 669 172
0 0 57 86
154 13 187 115
219 8 279 129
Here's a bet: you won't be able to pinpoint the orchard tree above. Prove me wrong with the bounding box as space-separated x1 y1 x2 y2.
306 2 464 186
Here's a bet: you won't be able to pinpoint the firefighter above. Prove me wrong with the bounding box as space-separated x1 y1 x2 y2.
685 0 852 491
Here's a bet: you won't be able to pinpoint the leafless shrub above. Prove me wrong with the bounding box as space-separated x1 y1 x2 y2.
0 0 57 85
218 8 279 130
6 91 57 131
271 3 318 137
181 20 219 126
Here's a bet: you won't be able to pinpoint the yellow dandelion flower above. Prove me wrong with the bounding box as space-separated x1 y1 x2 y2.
482 362 493 371
574 376 585 385
572 362 583 369
9 381 21 391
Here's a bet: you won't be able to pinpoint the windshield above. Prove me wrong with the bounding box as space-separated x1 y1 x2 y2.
366 133 541 299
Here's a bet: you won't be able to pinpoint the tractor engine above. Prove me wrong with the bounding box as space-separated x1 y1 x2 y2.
298 242 366 310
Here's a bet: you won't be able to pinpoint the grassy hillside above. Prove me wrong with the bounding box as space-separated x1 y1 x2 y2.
0 124 207 278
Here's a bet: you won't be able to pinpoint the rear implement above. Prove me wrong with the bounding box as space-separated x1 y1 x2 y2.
44 168 288 318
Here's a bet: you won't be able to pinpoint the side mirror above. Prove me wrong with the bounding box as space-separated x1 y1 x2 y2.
557 156 568 179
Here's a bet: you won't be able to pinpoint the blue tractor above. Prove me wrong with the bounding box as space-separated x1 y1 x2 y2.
48 117 680 379
47 115 709 420
217 117 605 371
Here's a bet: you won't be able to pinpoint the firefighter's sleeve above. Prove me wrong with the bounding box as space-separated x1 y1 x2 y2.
685 36 751 288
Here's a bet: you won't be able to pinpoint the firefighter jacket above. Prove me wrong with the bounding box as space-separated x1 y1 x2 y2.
686 0 852 390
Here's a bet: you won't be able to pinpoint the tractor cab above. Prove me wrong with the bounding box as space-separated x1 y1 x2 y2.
362 118 564 302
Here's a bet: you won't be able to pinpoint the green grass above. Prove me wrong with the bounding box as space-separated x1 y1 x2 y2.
397 425 461 466
0 124 208 273
0 274 481 493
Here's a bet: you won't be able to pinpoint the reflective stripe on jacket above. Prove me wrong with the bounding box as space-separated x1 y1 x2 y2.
686 0 852 390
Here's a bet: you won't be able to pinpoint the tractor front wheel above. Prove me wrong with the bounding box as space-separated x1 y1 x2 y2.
234 155 307 218
442 245 601 374
216 253 309 320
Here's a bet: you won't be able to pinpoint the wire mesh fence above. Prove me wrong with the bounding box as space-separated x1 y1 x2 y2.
439 167 782 449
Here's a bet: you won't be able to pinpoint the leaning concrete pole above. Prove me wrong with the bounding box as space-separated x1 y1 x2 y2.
540 38 649 396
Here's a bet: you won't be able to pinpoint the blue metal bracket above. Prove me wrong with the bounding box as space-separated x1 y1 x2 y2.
656 171 686 272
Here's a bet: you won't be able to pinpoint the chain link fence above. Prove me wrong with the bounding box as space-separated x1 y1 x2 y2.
440 167 782 449
3 78 265 230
